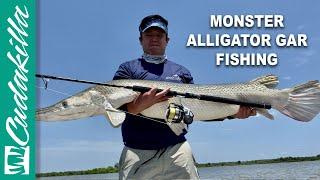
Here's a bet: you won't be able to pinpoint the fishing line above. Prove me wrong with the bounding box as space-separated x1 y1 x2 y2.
37 86 72 97
36 73 272 109
36 73 274 125
37 82 170 125
41 77 49 89
117 109 169 125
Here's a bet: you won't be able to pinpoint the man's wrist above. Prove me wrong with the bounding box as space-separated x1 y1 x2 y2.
127 102 140 115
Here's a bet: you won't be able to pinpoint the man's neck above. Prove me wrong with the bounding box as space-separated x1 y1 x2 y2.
142 53 167 64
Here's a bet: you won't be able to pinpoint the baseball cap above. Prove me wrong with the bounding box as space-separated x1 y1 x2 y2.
139 15 168 34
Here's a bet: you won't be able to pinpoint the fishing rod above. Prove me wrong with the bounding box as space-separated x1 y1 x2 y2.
35 74 272 109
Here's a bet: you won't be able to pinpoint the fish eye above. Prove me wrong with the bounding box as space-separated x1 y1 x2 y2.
62 101 68 108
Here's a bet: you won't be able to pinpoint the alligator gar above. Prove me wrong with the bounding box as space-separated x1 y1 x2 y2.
37 75 320 134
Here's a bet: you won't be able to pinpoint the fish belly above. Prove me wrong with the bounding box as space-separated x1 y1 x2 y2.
140 97 239 121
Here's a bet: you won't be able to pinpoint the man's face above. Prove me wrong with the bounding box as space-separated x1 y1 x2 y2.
140 27 169 55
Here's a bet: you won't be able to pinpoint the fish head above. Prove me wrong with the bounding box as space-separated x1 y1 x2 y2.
37 90 105 121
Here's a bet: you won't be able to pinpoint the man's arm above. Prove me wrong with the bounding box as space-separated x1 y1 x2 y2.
200 106 257 122
127 87 170 115
113 63 171 115
113 63 132 80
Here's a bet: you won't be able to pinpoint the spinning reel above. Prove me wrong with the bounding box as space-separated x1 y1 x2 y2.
165 103 194 124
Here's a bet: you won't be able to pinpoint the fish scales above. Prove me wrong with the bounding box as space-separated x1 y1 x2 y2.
37 75 320 130
108 79 284 120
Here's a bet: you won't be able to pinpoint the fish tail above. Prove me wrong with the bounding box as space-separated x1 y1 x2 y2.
274 80 320 122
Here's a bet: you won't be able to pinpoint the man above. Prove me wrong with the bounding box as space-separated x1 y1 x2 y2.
113 15 255 180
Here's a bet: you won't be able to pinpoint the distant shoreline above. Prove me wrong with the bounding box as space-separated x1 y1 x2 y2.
196 154 320 168
37 154 320 177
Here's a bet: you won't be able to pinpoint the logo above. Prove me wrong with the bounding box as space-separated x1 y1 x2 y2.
3 5 31 176
165 74 182 81
4 146 30 175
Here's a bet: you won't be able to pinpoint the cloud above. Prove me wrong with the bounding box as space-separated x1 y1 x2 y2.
294 58 309 67
293 50 316 67
222 128 233 132
301 50 316 57
283 76 291 80
258 153 266 157
297 25 305 31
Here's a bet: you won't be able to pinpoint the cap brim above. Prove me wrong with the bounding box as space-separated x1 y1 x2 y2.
142 22 168 33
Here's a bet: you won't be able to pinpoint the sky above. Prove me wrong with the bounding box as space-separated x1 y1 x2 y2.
37 0 320 173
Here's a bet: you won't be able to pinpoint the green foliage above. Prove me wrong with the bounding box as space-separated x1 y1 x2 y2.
36 165 119 177
195 154 320 168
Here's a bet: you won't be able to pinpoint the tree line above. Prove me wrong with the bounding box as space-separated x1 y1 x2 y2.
37 154 320 177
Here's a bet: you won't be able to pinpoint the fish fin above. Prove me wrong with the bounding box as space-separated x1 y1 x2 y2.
256 108 274 120
167 122 188 136
274 80 320 122
105 110 126 128
103 102 126 127
250 75 279 88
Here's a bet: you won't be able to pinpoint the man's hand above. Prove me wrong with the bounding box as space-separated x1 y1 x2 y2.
233 106 257 119
127 87 170 115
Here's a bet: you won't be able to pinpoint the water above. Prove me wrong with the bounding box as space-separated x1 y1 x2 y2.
199 161 320 180
38 160 320 180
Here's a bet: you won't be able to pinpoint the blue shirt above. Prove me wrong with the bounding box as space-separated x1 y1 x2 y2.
113 58 194 149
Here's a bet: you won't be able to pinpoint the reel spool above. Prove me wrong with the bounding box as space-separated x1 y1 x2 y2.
165 103 194 124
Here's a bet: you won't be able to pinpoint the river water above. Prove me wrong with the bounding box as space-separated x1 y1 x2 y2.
38 160 320 179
